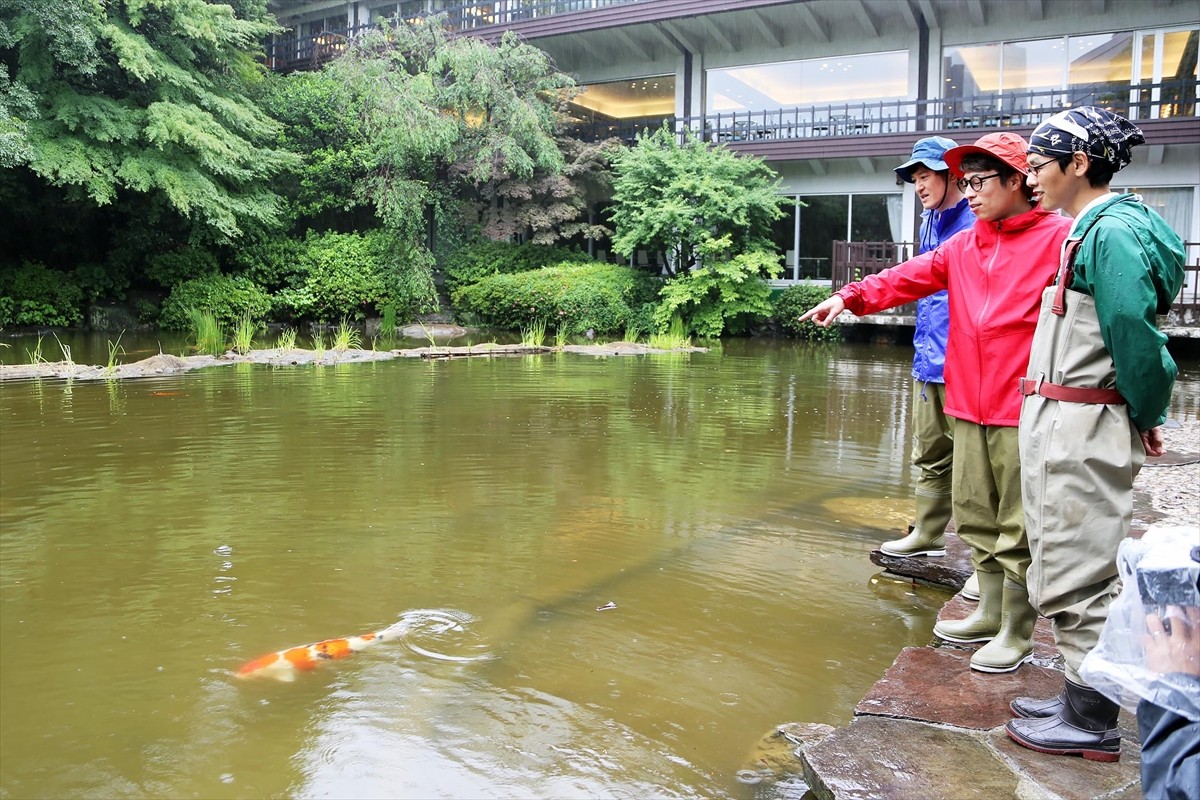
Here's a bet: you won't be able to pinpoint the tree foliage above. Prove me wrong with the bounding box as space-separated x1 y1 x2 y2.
254 69 373 229
326 16 582 247
609 125 787 276
0 0 296 240
470 135 620 245
653 238 781 337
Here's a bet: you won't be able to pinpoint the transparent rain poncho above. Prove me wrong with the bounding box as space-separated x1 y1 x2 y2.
1079 524 1200 721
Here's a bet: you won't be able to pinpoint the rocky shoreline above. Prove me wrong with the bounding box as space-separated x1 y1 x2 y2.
0 340 708 382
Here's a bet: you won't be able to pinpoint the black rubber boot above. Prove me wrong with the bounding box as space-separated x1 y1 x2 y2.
1005 680 1121 762
1010 688 1065 719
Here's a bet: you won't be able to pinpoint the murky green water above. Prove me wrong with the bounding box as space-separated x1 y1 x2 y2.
2 337 1194 799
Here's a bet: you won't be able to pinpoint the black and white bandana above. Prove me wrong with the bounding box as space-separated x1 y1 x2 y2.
1027 106 1145 171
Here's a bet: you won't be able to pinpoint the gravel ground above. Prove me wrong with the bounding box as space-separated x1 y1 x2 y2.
1133 416 1200 532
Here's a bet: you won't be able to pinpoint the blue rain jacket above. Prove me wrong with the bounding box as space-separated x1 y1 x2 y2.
912 198 975 383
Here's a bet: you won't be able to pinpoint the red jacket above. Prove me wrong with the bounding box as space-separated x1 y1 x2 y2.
838 206 1071 426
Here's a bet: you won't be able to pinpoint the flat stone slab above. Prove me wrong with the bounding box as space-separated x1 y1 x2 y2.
869 532 973 590
985 720 1142 799
854 646 1064 729
800 716 1018 800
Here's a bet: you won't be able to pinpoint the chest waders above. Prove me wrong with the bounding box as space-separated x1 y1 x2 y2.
1006 235 1134 762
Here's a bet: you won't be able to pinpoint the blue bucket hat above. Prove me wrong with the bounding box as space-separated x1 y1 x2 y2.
894 136 959 183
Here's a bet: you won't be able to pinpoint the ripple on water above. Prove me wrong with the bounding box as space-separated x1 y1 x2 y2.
385 608 496 664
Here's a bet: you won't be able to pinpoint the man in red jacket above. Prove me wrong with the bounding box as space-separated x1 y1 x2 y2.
801 132 1071 673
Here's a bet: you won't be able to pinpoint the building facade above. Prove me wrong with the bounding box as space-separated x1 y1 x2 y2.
265 0 1198 313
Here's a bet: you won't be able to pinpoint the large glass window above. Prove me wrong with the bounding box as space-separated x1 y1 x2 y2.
707 52 907 115
570 76 675 120
1138 28 1199 118
945 26 1197 121
563 75 675 143
772 194 900 282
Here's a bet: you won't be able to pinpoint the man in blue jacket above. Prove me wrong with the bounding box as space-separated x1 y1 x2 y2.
879 137 975 562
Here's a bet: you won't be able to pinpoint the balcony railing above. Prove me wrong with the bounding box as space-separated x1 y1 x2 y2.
831 241 1200 320
266 1 638 70
676 81 1195 144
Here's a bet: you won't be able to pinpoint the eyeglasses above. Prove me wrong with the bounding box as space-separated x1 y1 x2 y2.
955 173 1001 192
1027 159 1060 178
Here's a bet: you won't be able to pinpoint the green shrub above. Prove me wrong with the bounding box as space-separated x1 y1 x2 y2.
0 261 85 328
145 247 220 288
453 262 660 334
159 274 272 330
231 237 309 291
773 283 843 342
75 261 131 302
445 240 591 294
272 230 437 322
652 249 779 338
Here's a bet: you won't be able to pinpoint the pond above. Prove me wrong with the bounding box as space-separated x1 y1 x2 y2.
1 336 1195 799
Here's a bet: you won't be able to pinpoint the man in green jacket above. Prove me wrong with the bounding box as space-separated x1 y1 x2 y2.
1005 106 1186 762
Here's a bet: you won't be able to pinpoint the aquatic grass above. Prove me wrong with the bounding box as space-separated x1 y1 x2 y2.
25 333 45 364
521 317 547 348
649 315 692 350
230 313 258 355
554 325 569 349
51 332 74 366
332 318 361 351
416 321 438 348
275 327 297 350
103 332 125 377
378 304 398 348
312 331 326 364
623 321 642 343
185 308 225 356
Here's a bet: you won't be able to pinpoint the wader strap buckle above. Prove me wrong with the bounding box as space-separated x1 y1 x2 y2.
1019 375 1125 405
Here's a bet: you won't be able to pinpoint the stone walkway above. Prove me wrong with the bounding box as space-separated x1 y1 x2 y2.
753 531 1144 800
760 428 1200 800
786 534 1143 800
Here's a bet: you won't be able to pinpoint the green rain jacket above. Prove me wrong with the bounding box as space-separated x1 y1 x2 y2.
1066 193 1185 430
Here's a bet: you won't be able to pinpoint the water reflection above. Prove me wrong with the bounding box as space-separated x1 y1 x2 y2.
1 337 1196 798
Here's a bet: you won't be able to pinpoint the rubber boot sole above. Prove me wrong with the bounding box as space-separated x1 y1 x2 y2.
879 546 946 557
970 652 1032 673
1005 726 1120 762
932 626 997 644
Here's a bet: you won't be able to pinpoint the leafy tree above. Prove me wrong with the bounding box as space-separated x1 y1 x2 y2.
609 125 787 276
0 0 296 243
470 136 620 245
325 17 581 250
652 237 781 338
254 69 374 231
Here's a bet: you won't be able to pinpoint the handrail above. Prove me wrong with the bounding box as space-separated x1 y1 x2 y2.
265 1 641 68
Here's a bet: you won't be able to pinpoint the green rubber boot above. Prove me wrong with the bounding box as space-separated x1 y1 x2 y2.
880 494 953 557
970 579 1037 673
960 571 980 601
934 569 1003 643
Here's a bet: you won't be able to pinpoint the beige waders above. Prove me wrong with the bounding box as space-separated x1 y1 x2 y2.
934 419 1034 671
881 380 955 557
1019 264 1143 685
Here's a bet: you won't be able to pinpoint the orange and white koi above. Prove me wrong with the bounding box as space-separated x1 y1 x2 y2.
236 627 397 681
236 609 481 682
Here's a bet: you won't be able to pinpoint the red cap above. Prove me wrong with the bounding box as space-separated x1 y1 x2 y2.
944 132 1031 177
